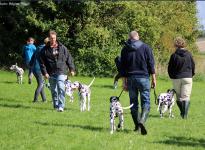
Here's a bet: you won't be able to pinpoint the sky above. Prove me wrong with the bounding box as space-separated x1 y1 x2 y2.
197 1 205 29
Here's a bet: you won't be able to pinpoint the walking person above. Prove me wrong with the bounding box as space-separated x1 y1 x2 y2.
39 31 75 112
23 37 36 84
168 37 195 119
30 38 49 103
121 31 156 135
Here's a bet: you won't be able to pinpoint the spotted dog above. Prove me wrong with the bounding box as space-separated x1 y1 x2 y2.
72 77 95 111
10 63 24 84
65 79 74 102
110 96 133 134
157 89 176 118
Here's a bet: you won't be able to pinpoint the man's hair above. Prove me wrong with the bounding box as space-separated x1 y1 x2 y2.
49 30 57 36
129 31 139 39
174 37 186 48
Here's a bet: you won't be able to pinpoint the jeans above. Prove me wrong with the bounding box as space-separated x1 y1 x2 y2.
33 72 46 101
49 74 67 109
127 76 150 112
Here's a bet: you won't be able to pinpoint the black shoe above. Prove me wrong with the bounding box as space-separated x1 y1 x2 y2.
28 78 32 84
138 123 147 135
32 100 38 103
176 101 183 118
133 126 139 132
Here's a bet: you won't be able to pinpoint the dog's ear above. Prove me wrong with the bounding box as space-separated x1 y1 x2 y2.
172 89 176 93
167 89 170 92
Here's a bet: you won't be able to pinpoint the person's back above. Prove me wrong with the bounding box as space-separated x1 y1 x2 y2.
120 31 156 135
121 39 155 77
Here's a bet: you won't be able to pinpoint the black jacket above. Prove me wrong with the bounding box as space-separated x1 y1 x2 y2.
121 39 155 77
168 48 195 79
39 41 75 76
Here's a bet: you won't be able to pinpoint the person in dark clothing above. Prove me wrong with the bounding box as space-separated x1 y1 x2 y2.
121 31 156 135
113 56 122 89
30 38 49 103
168 37 195 119
39 31 75 112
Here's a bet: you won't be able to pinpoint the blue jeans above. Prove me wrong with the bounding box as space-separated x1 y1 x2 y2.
49 74 67 109
127 76 150 112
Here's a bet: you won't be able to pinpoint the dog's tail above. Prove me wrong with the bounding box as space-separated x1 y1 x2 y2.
122 103 134 110
88 77 95 87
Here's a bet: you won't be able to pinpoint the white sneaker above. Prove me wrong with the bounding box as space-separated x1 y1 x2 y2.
58 107 64 112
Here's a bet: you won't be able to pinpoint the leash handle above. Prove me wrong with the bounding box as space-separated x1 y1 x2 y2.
118 89 124 98
153 88 158 105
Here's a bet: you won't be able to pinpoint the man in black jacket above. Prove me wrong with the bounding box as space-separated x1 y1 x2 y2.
121 31 156 135
39 31 75 112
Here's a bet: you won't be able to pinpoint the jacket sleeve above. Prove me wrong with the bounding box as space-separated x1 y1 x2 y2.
38 48 48 76
146 45 155 74
29 51 37 69
190 54 195 76
168 54 174 78
120 47 127 77
65 47 75 71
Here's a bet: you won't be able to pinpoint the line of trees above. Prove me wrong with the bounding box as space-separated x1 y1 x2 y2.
0 1 199 77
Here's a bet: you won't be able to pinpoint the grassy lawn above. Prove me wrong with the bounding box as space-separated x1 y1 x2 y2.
0 70 204 150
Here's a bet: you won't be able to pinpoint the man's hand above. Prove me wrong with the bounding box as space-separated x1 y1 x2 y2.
151 74 156 88
44 73 50 80
70 71 75 76
123 77 128 91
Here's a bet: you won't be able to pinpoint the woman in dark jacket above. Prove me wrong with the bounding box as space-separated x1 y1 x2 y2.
168 37 195 119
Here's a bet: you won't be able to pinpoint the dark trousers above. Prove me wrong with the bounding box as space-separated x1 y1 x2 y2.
114 73 122 83
33 72 46 101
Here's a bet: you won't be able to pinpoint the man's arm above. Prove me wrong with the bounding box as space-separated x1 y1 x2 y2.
65 47 75 76
38 48 49 78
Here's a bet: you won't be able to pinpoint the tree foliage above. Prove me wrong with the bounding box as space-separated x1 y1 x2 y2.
0 1 199 76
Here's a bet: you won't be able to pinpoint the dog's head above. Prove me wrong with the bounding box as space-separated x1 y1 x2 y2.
110 96 119 103
71 81 80 89
10 64 18 70
167 89 176 94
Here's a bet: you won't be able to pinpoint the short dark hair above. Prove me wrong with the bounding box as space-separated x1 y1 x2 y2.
49 30 57 36
27 37 34 42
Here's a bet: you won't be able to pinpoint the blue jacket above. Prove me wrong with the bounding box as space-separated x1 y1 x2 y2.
121 39 155 77
30 44 45 73
23 44 36 65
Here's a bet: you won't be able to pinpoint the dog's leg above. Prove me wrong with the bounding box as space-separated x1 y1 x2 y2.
82 94 87 111
79 94 83 112
110 112 115 134
169 102 175 118
87 93 91 111
118 113 124 131
162 105 168 117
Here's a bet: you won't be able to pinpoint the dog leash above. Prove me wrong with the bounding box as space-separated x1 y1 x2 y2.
152 88 158 105
118 89 124 98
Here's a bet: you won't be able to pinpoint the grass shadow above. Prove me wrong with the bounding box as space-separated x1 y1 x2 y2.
0 97 23 103
0 81 17 84
155 136 205 148
35 121 133 134
0 102 54 111
92 84 114 89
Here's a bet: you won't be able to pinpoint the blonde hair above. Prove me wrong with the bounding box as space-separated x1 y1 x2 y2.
174 37 186 48
44 37 49 44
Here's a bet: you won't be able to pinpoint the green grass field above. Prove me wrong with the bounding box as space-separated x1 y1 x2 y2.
0 70 204 150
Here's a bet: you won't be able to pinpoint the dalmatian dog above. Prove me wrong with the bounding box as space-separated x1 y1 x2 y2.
10 63 24 84
65 79 74 102
110 96 133 134
72 77 95 111
157 89 176 118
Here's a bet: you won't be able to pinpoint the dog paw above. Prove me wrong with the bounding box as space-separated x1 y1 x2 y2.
110 131 113 134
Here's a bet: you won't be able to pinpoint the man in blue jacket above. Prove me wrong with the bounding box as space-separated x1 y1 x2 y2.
23 37 36 84
121 31 156 135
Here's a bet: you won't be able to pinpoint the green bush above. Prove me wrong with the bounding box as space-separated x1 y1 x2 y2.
0 1 199 77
